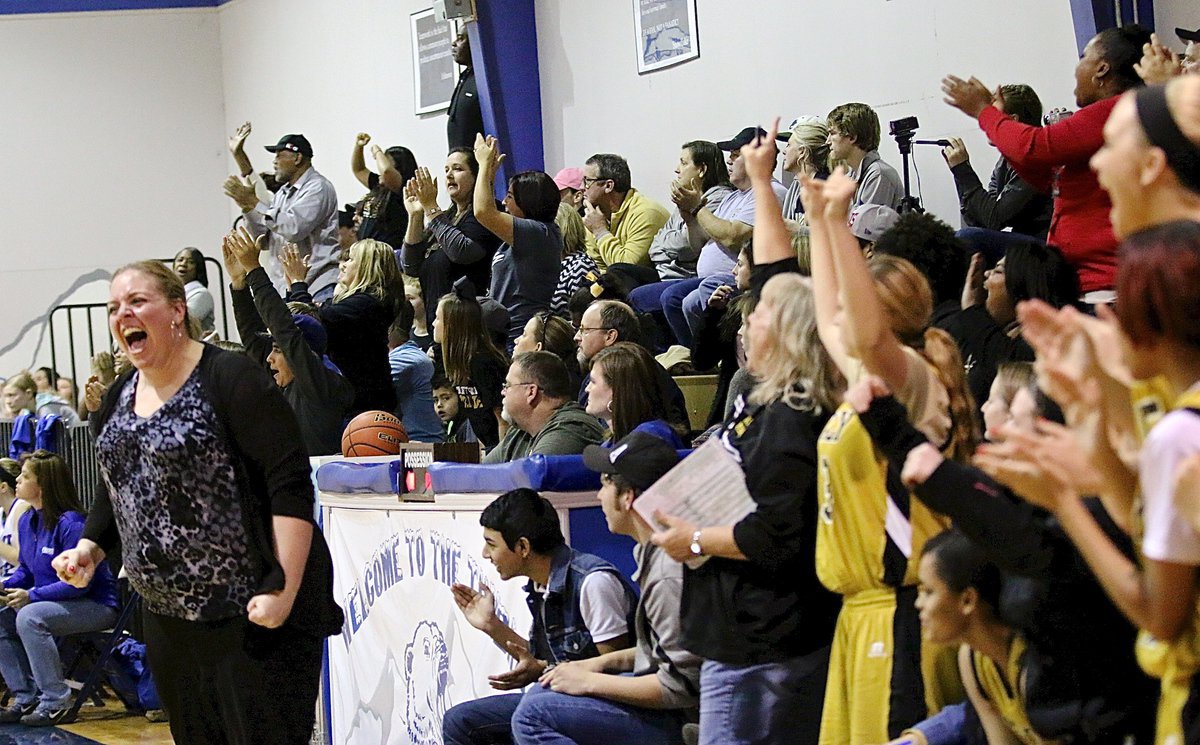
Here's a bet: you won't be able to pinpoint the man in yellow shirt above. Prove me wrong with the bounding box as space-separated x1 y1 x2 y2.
581 154 670 270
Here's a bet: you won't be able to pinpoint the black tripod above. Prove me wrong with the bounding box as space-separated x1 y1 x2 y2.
893 130 950 214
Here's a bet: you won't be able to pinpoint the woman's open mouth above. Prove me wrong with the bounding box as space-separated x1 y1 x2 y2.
123 328 148 354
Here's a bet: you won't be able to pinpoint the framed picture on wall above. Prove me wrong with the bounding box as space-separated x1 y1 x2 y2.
410 7 460 114
633 0 699 74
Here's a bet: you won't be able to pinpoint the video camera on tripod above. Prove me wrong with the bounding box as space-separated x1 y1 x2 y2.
888 116 951 213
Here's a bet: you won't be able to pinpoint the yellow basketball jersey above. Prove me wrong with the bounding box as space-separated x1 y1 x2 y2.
1131 384 1200 745
815 402 950 596
971 637 1044 745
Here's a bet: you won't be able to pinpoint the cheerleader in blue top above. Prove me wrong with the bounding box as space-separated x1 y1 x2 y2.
0 450 118 727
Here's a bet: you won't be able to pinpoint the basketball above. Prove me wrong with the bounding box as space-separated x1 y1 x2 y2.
341 411 409 457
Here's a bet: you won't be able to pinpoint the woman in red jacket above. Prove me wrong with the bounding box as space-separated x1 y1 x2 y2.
942 24 1151 300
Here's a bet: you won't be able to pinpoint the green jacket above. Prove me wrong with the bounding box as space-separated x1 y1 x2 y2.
483 401 606 464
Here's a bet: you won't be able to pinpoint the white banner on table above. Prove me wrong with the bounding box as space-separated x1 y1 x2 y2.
325 507 532 745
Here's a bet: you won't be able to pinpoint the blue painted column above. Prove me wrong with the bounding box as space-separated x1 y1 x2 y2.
467 0 545 201
1068 0 1155 54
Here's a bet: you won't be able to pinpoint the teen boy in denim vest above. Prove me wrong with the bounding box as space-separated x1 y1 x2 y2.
443 488 637 745
510 432 702 744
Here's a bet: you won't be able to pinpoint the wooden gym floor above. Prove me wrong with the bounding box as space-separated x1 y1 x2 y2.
0 707 173 744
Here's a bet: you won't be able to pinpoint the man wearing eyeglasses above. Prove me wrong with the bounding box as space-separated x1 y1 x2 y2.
574 301 691 433
580 154 670 271
483 352 606 464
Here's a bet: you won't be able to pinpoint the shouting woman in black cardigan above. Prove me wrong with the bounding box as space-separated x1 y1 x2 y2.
53 260 342 745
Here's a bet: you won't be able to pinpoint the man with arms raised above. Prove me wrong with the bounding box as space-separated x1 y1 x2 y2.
224 133 341 302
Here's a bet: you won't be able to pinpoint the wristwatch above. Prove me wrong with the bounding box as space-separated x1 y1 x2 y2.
689 530 704 557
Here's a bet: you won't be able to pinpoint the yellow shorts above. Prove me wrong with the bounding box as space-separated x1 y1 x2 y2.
818 587 962 745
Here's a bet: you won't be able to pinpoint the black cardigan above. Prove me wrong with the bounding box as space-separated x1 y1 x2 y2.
85 344 344 638
679 396 841 664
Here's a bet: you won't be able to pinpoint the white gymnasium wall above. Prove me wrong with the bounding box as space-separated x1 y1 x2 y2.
0 8 227 382
216 0 454 234
537 0 1080 228
2 0 1089 382
1155 0 1200 49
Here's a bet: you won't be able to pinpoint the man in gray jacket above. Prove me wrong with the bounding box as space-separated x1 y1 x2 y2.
483 352 605 464
224 229 354 456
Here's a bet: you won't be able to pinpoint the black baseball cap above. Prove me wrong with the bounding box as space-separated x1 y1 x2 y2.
717 126 768 151
582 431 680 492
265 134 313 158
1178 27 1200 43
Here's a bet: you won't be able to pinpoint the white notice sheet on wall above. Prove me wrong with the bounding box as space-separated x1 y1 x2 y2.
633 437 754 568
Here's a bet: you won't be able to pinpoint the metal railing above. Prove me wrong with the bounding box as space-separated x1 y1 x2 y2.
0 420 102 510
47 257 230 388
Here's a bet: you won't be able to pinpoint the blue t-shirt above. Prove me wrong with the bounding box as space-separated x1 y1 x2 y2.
490 218 563 347
389 342 444 443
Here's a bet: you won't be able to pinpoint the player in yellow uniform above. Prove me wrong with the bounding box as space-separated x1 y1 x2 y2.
804 166 977 744
979 222 1200 744
908 530 1046 745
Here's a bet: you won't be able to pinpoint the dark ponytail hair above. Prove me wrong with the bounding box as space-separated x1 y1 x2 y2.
386 146 419 185
508 171 560 223
923 530 1002 611
680 140 731 192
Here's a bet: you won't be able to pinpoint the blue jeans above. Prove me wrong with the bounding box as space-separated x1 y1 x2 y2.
444 691 523 745
651 279 704 347
698 645 831 745
0 599 118 710
512 682 687 745
629 279 688 314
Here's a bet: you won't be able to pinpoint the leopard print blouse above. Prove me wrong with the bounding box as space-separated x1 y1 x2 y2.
95 370 262 621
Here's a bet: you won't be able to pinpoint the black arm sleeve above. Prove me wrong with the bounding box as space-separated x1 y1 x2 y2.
858 396 1053 577
917 461 1053 577
248 268 352 407
81 483 120 555
208 351 316 523
731 405 820 572
749 257 800 297
856 395 931 466
401 237 433 275
953 158 1044 232
284 281 315 305
427 211 499 265
231 283 270 366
